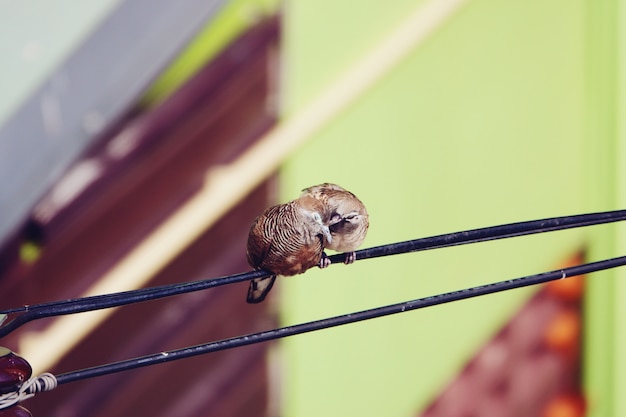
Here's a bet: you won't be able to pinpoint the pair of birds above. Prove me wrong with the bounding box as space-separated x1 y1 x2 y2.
246 183 369 303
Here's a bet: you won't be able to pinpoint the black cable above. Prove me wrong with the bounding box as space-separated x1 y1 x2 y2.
53 254 626 386
348 209 626 261
1 209 625 338
0 270 269 337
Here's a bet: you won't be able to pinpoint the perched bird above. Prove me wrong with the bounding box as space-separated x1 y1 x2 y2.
246 195 332 303
301 183 369 265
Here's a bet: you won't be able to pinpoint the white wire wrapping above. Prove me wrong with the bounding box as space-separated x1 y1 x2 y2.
0 373 57 410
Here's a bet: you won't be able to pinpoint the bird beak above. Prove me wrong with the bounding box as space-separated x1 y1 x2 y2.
312 211 333 243
322 225 332 244
329 214 343 226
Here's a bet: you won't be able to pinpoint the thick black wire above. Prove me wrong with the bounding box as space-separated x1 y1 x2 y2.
54 254 626 386
1 208 625 338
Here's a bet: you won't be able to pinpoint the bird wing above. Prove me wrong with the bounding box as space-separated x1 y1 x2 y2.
246 215 274 269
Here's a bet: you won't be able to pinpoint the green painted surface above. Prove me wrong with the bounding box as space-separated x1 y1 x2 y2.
283 0 429 114
614 4 626 411
280 0 587 416
583 0 625 416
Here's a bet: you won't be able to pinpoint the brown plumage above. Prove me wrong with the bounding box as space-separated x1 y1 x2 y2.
246 195 332 303
301 183 369 265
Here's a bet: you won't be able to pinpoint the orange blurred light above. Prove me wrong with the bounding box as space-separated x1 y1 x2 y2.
545 274 585 302
544 309 581 358
541 394 585 417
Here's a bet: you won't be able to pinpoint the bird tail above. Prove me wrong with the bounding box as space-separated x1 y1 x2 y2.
247 275 277 304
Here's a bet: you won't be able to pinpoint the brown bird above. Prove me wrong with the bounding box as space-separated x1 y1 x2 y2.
301 183 369 265
246 195 332 303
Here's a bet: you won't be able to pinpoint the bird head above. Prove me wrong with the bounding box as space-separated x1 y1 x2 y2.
297 195 333 244
330 210 368 234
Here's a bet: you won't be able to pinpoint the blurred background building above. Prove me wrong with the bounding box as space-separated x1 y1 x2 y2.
0 0 622 416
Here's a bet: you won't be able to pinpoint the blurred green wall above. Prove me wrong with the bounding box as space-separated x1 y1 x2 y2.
278 0 605 416
584 0 625 416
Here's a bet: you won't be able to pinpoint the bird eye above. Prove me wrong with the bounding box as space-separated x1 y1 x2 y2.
312 212 322 222
345 214 357 220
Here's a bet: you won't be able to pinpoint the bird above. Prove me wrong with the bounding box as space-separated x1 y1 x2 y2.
246 195 333 303
301 183 369 265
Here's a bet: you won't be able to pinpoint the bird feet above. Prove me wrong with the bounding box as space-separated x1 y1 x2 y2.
319 252 357 268
344 251 356 264
319 252 331 268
